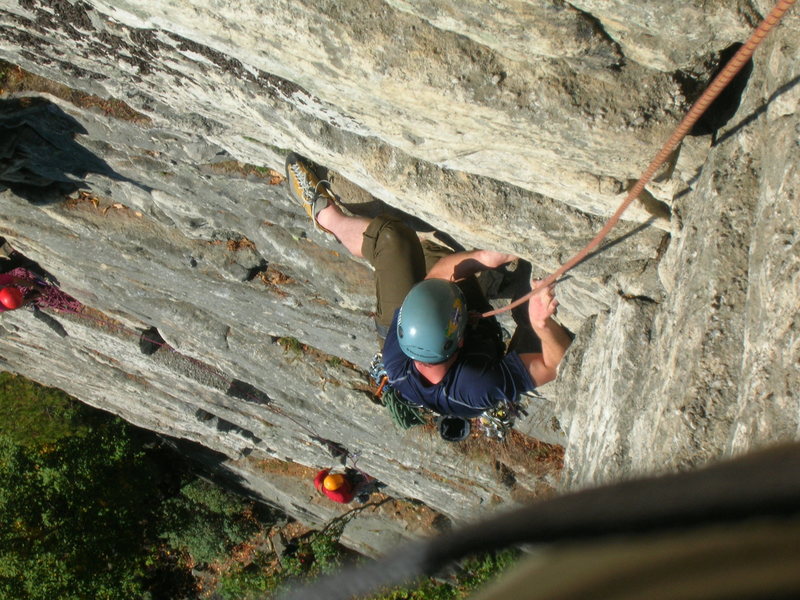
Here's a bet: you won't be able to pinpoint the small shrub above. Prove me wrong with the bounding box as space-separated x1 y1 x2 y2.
366 549 520 600
308 530 344 575
277 337 304 355
217 565 281 600
159 479 258 565
457 549 520 591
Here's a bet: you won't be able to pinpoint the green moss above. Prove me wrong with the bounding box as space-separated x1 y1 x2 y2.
277 336 304 355
240 136 290 156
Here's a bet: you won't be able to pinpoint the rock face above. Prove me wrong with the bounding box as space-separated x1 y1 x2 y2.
0 0 798 552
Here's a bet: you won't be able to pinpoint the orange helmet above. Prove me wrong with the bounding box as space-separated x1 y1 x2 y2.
323 473 346 491
0 287 23 310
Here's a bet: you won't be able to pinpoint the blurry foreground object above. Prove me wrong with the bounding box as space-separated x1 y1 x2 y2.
473 510 800 599
281 443 800 600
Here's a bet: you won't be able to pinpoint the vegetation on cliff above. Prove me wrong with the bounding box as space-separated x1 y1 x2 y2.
0 373 518 598
0 372 265 599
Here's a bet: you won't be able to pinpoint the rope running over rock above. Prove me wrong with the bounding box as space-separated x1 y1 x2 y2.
482 0 797 319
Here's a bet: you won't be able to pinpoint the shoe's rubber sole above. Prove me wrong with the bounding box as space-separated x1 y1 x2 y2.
284 152 335 236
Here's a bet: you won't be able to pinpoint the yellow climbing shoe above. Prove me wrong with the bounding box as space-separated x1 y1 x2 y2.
284 152 336 235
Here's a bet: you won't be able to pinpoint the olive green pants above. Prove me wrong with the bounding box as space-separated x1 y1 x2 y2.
361 215 493 338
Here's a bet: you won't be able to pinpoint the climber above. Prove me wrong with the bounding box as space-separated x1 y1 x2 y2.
0 243 83 316
313 468 378 504
285 153 572 419
0 240 42 311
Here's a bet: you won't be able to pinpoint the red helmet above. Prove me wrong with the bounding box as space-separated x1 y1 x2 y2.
0 287 24 310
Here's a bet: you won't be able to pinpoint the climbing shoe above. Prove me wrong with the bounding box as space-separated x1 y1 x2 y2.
285 152 336 235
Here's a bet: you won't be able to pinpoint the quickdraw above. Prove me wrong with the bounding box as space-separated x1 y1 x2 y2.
478 395 530 441
368 351 388 395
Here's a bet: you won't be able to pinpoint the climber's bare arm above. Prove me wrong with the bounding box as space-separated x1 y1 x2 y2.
425 250 516 282
518 282 572 386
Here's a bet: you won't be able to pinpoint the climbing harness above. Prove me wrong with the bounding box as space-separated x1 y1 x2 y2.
371 351 528 440
483 0 797 319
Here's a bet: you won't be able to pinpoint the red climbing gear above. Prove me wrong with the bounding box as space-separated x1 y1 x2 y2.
0 287 24 309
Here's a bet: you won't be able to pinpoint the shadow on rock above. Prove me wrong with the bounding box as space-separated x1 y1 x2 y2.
0 96 151 203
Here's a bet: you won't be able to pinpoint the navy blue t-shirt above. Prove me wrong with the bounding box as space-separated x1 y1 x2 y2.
382 309 535 418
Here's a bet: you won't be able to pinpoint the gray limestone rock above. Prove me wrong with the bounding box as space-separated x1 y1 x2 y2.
0 0 798 553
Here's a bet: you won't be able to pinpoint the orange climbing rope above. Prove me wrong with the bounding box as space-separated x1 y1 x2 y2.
483 0 796 319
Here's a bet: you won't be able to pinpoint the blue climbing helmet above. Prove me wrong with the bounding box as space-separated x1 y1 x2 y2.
397 279 467 363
